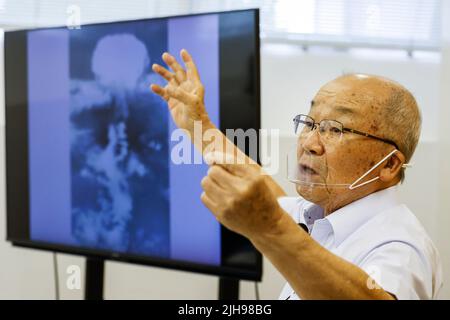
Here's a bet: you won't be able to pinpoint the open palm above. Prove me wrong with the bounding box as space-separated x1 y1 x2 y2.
150 50 209 132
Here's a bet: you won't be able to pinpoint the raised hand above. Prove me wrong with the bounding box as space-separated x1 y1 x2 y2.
150 49 287 220
150 49 212 134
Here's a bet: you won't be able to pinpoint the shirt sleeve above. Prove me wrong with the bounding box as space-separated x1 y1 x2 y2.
359 242 433 300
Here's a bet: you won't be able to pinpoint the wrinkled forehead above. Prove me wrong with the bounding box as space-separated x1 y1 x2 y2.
309 77 387 126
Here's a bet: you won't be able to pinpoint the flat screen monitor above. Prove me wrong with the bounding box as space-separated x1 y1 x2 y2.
4 9 261 281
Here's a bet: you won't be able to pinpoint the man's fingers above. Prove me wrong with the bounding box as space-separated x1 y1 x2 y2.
204 151 255 177
207 165 240 190
152 82 198 108
181 49 200 82
201 176 226 202
166 85 198 106
204 152 235 166
162 52 186 83
150 84 169 101
152 63 177 84
200 192 219 216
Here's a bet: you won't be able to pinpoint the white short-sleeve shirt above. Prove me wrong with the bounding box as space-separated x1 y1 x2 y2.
278 186 443 300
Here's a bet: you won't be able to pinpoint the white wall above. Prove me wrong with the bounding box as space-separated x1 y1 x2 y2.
436 0 450 302
1 36 449 299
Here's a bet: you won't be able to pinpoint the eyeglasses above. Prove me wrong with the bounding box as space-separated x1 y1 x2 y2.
293 114 399 150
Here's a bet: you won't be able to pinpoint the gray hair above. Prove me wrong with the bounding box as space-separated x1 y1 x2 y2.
380 83 422 182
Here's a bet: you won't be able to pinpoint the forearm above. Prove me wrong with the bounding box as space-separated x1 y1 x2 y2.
251 211 394 300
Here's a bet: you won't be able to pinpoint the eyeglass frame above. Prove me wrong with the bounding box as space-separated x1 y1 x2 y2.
293 114 399 150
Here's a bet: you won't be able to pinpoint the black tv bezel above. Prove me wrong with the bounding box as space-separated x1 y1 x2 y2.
4 8 262 281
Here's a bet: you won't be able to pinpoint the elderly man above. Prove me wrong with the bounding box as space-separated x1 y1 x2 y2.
150 49 442 300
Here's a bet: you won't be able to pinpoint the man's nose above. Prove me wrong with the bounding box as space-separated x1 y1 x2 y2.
300 130 325 156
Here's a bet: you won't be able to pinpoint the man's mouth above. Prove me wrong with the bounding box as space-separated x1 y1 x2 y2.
299 163 319 176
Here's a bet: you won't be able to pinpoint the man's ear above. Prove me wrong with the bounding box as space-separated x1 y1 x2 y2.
379 150 405 182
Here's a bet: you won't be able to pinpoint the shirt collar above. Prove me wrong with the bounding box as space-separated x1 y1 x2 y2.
302 186 401 246
301 200 324 226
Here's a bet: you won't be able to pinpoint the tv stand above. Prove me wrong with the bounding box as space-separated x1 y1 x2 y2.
84 257 104 300
218 277 240 300
83 258 240 300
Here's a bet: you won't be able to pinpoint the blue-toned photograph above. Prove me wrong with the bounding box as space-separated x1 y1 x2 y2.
69 20 170 257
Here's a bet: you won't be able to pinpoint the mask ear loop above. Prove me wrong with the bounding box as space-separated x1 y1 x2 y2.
349 149 411 190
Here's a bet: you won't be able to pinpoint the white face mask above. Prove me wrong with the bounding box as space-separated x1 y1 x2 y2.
287 146 411 190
